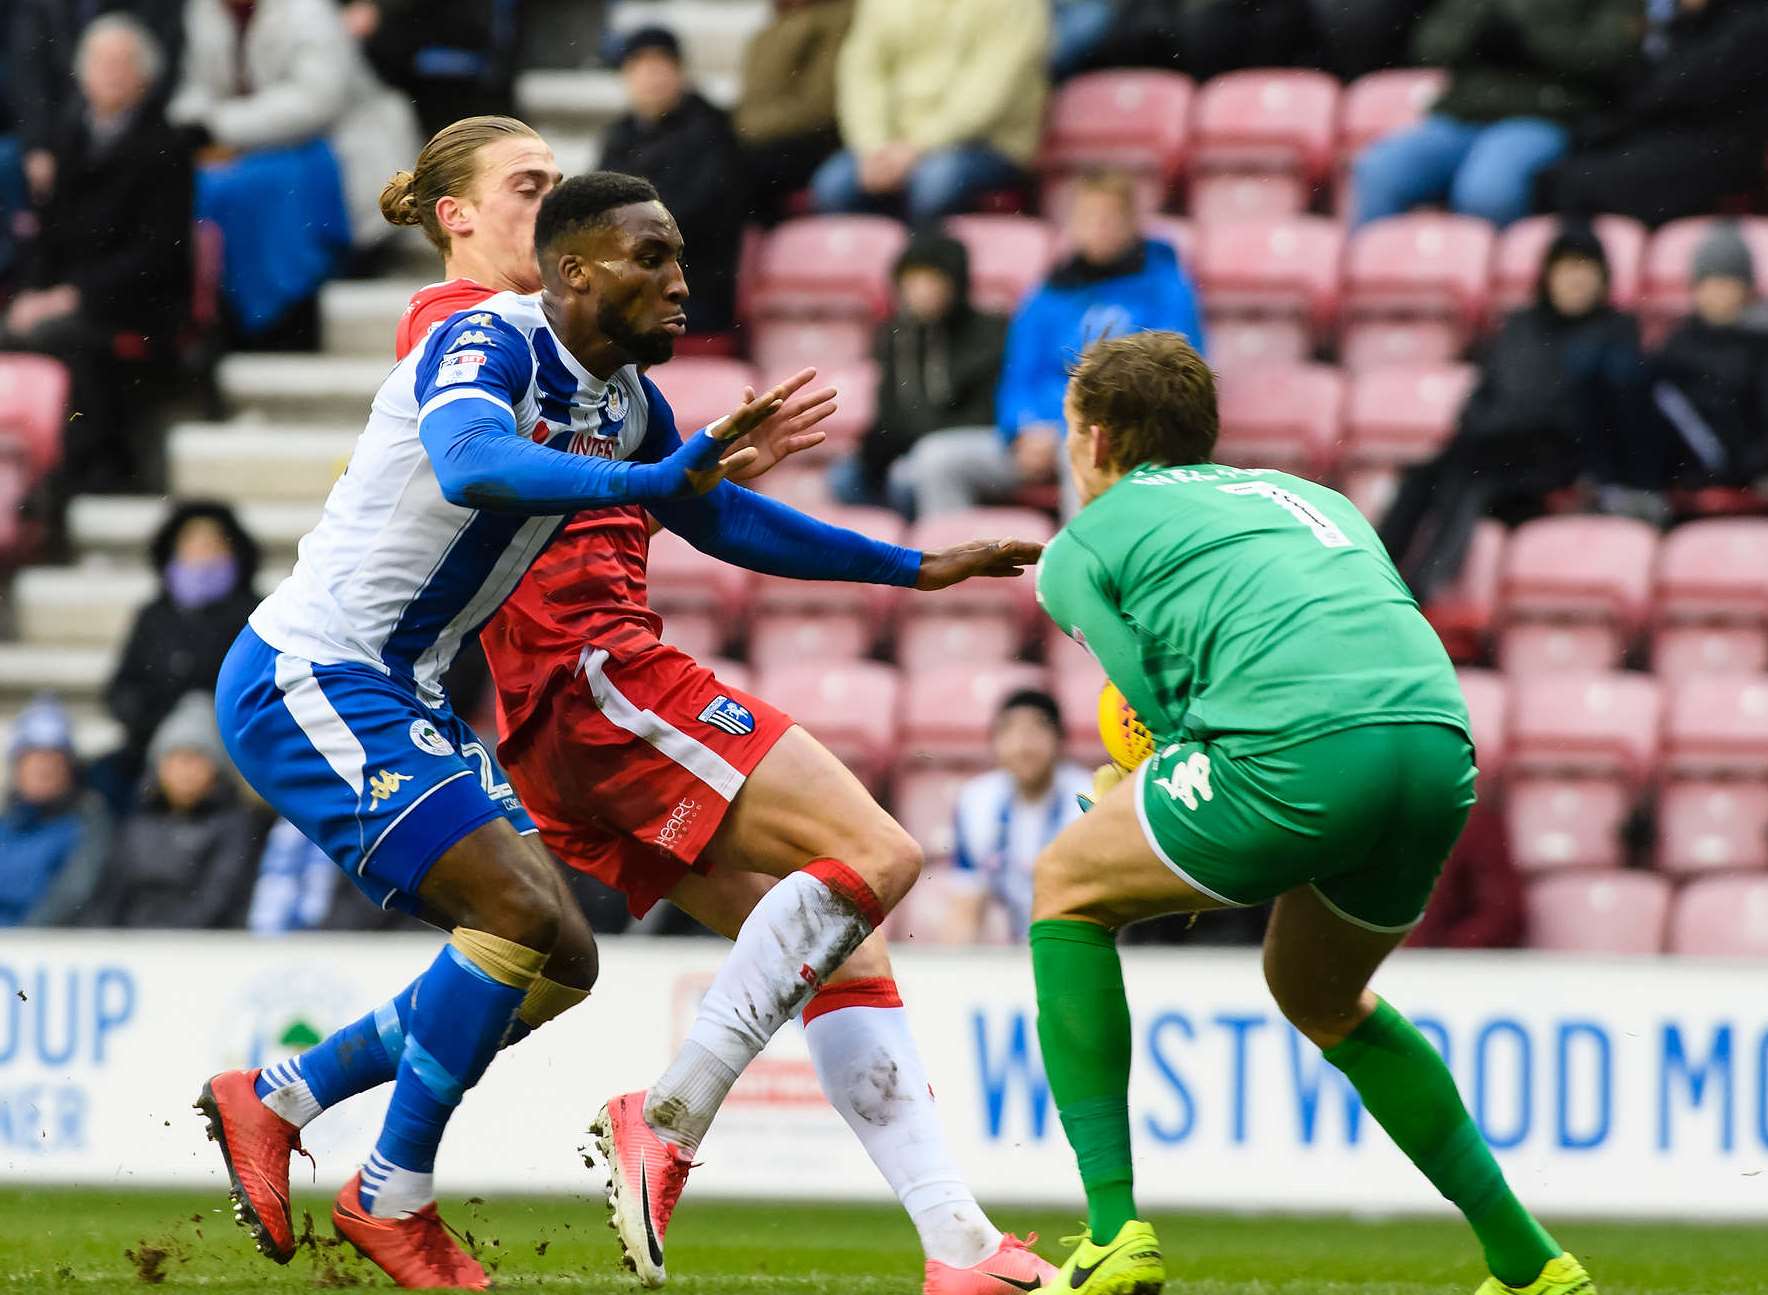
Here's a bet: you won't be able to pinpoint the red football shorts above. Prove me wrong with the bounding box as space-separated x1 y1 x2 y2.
500 639 795 917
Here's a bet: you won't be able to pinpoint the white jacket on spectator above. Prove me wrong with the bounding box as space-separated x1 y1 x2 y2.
168 0 419 246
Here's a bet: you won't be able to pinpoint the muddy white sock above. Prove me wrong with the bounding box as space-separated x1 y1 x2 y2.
360 1151 433 1219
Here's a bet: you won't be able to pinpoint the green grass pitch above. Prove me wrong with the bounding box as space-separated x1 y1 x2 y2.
2 1188 1764 1293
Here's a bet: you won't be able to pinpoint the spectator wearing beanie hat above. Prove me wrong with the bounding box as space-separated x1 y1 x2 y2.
1640 223 1768 492
0 694 111 927
105 692 262 929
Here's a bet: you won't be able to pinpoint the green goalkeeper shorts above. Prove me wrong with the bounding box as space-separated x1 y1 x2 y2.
1134 722 1477 932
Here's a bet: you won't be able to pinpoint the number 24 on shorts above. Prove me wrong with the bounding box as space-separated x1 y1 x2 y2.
1152 748 1214 811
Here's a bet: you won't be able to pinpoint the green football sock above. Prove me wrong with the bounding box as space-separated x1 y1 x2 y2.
1325 998 1559 1288
1030 918 1137 1241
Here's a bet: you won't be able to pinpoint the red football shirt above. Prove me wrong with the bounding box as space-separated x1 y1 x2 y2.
397 281 665 745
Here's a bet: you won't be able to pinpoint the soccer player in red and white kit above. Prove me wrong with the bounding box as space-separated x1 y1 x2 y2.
391 118 1056 1292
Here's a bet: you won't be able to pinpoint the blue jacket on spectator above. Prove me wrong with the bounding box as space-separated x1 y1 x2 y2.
996 237 1206 442
0 695 110 927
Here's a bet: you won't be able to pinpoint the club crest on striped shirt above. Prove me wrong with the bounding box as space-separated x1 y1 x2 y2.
698 695 755 736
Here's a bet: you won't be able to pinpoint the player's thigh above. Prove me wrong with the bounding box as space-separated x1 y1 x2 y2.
667 866 893 982
1263 884 1408 1050
1032 762 1229 929
701 724 922 908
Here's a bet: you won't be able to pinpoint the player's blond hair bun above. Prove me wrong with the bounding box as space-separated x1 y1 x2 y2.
379 169 422 226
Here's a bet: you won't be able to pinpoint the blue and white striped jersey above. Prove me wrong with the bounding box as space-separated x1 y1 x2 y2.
250 292 675 706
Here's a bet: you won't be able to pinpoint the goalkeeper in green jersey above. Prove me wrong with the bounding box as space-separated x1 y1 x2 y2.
1029 332 1593 1295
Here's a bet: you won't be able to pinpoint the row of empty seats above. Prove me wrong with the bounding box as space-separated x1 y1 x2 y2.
1527 871 1768 958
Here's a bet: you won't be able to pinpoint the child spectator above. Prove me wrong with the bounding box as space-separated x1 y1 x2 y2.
599 27 744 337
106 692 262 929
0 695 110 927
830 232 1008 512
166 0 419 339
734 0 852 223
811 0 1048 222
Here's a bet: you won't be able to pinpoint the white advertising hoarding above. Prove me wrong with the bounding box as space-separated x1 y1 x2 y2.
2 932 1766 1218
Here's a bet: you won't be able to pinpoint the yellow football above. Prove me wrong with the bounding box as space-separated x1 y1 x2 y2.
1098 681 1155 772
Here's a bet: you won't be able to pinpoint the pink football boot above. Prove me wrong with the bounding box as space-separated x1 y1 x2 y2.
925 1233 1060 1294
588 1091 695 1288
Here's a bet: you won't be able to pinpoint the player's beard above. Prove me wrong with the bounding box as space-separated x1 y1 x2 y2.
599 299 675 367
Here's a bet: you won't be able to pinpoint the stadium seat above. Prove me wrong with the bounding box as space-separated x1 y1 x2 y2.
895 615 1023 675
1046 626 1110 764
900 662 1049 769
747 215 907 321
1657 783 1768 876
1422 519 1505 663
892 767 970 864
752 462 833 512
1196 218 1344 364
701 657 753 695
903 508 1058 626
1651 520 1768 676
646 529 754 626
1333 68 1448 209
1658 676 1768 874
1490 215 1647 318
1340 363 1475 520
1525 872 1670 954
1189 70 1340 223
943 214 1058 314
655 612 724 661
1340 215 1494 370
750 317 874 375
1640 216 1768 342
755 659 902 791
1213 364 1344 479
1497 516 1658 673
0 354 71 485
1668 874 1768 956
748 612 874 674
772 358 877 454
1456 668 1507 785
1038 70 1195 209
648 357 757 436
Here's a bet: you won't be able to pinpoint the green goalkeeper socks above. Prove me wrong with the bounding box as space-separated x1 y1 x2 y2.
1030 919 1138 1240
1325 998 1560 1287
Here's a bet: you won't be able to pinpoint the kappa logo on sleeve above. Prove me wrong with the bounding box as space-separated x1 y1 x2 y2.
697 695 755 736
436 350 487 387
448 329 494 350
464 313 493 326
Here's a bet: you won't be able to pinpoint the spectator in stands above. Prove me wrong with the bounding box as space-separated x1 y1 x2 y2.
106 692 261 929
897 171 1204 517
340 0 522 138
1541 0 1768 228
1379 224 1646 602
1352 0 1638 227
1 14 191 496
734 0 852 223
166 0 419 341
247 818 339 933
830 231 1008 511
0 695 110 927
1407 800 1523 948
811 0 1049 222
105 502 260 800
600 27 744 336
946 689 1091 943
1640 223 1768 493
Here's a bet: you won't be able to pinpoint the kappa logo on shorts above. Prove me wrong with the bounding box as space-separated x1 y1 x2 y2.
409 719 455 757
368 769 413 806
1152 748 1214 811
697 695 755 736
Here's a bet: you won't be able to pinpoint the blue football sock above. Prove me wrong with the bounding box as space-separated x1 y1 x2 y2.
257 978 416 1110
359 943 526 1214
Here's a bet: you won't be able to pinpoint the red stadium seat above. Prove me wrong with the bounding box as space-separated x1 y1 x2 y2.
1190 70 1340 222
1421 518 1504 663
1490 215 1647 318
896 615 1023 674
1657 783 1768 875
748 612 874 674
900 662 1049 769
1641 217 1768 342
750 317 874 375
755 660 902 790
943 215 1057 314
904 508 1058 626
893 767 970 864
1038 71 1195 208
752 462 833 512
1340 363 1474 519
750 358 879 454
1335 69 1447 170
1526 872 1669 954
1667 875 1768 956
1497 516 1658 673
1508 778 1635 872
1661 676 1768 781
648 357 757 437
1651 520 1768 676
1050 656 1110 766
747 216 907 321
0 354 71 485
1196 218 1343 360
1213 363 1344 479
655 612 725 661
1508 671 1660 783
646 530 753 626
1341 215 1494 370
1456 668 1507 785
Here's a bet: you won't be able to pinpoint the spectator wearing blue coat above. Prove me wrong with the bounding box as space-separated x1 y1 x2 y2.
895 171 1205 517
0 695 111 927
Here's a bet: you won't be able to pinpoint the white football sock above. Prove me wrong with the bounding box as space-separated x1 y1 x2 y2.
644 863 880 1153
359 1151 433 1219
258 1069 321 1128
806 992 1002 1269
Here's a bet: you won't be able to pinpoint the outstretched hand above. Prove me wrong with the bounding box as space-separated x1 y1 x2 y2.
915 539 1045 591
681 444 761 495
721 367 837 483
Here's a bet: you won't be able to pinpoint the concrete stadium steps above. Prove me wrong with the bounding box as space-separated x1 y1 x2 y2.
67 495 314 563
321 279 428 356
217 355 390 423
167 423 356 500
10 562 293 647
606 0 769 78
0 642 116 705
